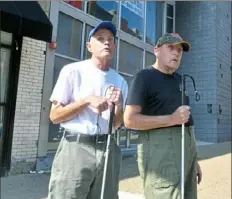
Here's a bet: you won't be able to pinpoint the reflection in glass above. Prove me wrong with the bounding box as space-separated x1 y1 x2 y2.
146 2 164 45
48 56 73 142
167 17 173 33
87 1 118 26
145 51 155 67
84 25 94 60
56 12 83 59
119 73 133 85
119 40 143 75
84 25 117 70
0 31 12 46
167 4 174 18
0 106 4 137
120 1 144 40
0 48 11 102
63 0 84 10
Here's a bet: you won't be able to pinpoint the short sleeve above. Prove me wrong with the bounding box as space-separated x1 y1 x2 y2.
50 67 74 105
121 79 128 110
126 70 148 108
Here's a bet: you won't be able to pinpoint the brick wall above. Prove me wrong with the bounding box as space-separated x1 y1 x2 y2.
176 2 232 143
10 1 51 174
215 2 232 142
10 38 46 174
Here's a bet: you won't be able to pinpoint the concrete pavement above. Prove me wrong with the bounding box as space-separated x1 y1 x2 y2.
1 141 231 199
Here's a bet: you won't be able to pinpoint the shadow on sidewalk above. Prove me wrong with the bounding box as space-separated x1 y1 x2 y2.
197 141 231 161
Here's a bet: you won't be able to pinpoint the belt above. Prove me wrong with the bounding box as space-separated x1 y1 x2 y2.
62 130 110 144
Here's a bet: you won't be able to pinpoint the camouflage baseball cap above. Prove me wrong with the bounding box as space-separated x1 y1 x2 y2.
156 33 191 52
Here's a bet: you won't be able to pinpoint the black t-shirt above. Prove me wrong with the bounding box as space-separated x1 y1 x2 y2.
126 66 194 126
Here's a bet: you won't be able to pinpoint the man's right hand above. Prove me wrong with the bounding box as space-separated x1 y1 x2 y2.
170 105 191 125
86 96 112 115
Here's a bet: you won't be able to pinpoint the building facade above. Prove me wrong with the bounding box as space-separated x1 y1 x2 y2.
0 1 231 174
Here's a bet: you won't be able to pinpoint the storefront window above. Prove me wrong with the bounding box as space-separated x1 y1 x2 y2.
120 1 144 40
48 56 73 142
166 4 174 33
84 25 94 60
0 48 11 102
118 40 143 75
84 25 117 70
0 31 12 45
63 0 84 10
146 1 164 46
56 12 83 59
119 73 133 85
145 51 155 67
87 1 118 26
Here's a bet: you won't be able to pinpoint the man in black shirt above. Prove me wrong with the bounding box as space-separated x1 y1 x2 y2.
124 33 202 199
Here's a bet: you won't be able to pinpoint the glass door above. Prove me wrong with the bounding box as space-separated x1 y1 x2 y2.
0 47 11 168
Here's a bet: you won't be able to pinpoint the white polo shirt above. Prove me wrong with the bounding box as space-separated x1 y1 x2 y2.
50 59 128 135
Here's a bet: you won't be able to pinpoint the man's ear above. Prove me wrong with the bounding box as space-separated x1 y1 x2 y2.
86 42 92 53
154 46 160 58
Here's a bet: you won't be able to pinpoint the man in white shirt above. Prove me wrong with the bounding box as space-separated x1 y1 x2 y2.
47 21 128 199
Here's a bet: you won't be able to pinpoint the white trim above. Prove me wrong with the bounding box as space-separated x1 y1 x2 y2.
163 3 167 34
166 1 175 6
55 53 80 62
143 1 147 43
117 1 122 30
116 38 120 71
83 0 87 13
38 0 60 157
118 71 134 77
173 2 176 32
143 50 146 69
80 22 86 60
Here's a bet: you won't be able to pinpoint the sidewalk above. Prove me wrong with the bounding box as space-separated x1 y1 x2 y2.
1 142 231 199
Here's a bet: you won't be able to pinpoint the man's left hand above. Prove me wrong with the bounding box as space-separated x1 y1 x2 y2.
196 161 202 184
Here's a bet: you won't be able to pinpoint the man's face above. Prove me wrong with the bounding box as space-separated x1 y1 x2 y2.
86 28 116 60
155 43 183 71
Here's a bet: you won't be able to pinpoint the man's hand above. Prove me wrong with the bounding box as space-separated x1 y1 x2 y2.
105 86 123 107
170 105 191 125
106 86 123 128
87 96 111 115
196 161 202 184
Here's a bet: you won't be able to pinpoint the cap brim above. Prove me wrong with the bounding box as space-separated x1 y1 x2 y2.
173 41 191 52
88 21 117 41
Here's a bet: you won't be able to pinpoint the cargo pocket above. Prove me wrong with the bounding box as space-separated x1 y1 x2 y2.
137 132 149 179
146 133 180 188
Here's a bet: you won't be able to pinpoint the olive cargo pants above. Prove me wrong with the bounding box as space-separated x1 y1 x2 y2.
137 126 198 199
47 135 121 199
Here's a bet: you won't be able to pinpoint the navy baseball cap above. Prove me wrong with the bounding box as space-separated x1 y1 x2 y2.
88 21 117 41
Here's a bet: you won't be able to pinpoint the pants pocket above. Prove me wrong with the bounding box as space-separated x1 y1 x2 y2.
146 136 180 188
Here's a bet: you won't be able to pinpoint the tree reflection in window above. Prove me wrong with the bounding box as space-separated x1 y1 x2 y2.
120 1 144 40
87 1 118 26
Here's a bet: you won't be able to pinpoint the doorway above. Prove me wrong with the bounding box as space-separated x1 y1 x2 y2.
0 31 22 175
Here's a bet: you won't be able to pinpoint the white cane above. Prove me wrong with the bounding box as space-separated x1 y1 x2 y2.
181 74 200 199
181 75 186 199
100 102 115 199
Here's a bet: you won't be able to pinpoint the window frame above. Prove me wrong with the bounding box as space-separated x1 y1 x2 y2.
163 1 176 34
